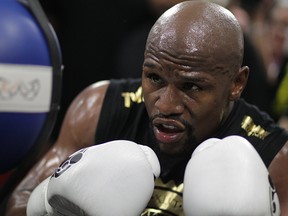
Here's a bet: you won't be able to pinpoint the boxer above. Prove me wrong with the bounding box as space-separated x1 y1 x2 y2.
5 1 288 215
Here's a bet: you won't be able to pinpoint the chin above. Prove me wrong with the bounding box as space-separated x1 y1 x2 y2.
157 138 200 158
158 142 188 157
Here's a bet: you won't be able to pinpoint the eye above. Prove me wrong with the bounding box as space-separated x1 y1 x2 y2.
147 73 164 85
182 82 201 91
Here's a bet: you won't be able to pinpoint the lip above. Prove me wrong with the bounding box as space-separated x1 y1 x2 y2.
152 118 185 144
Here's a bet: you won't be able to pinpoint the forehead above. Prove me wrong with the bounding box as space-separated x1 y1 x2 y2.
144 44 224 72
144 50 229 81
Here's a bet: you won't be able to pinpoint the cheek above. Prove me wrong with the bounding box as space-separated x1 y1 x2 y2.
186 96 228 139
142 86 155 115
144 93 158 116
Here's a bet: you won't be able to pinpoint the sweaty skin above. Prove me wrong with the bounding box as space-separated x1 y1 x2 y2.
5 80 109 216
5 1 288 215
142 1 247 156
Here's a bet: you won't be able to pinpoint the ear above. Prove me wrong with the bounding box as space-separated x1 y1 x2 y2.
229 66 249 101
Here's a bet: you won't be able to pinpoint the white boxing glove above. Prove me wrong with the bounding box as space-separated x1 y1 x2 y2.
183 135 280 216
26 177 52 216
26 140 160 216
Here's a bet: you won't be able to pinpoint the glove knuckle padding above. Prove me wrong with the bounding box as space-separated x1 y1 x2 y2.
183 135 280 216
46 140 160 216
138 145 161 178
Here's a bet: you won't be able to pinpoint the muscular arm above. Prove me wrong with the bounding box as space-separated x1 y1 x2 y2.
5 80 110 216
269 140 288 215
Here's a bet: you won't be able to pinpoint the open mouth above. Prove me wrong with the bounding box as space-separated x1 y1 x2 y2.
153 118 185 143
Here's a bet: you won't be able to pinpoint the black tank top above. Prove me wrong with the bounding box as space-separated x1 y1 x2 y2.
96 79 288 215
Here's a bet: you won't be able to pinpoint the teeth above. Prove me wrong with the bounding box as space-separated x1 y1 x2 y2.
162 124 175 129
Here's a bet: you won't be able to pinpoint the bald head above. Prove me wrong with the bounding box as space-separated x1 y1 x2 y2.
145 0 244 75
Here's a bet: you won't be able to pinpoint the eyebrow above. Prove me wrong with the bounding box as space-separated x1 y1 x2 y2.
143 62 212 82
178 71 211 83
143 62 156 68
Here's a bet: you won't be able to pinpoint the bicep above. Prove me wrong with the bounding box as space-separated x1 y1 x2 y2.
268 141 288 215
29 79 109 183
57 80 110 150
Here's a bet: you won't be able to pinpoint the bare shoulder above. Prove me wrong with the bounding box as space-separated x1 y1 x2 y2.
268 140 288 215
57 80 110 150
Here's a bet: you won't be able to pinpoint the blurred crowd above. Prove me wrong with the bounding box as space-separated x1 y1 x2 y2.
39 0 288 136
228 0 288 129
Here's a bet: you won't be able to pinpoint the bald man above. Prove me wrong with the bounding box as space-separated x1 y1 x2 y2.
5 1 288 215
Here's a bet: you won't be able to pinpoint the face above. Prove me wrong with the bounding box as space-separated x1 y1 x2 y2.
142 41 239 156
142 1 248 156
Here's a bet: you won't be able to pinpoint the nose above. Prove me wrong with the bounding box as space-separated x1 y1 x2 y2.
155 85 184 116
